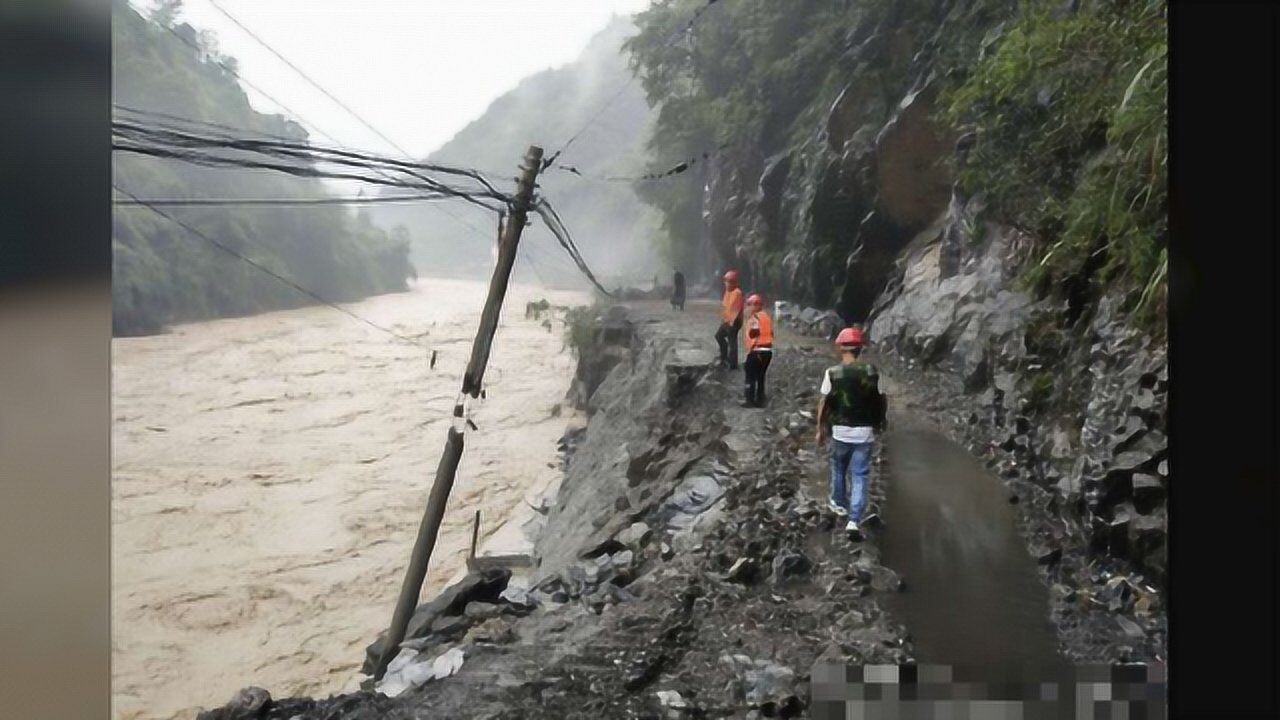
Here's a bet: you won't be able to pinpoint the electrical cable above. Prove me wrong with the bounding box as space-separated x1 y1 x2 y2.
112 120 505 198
208 0 417 159
121 2 614 300
114 183 433 350
111 194 456 206
544 0 726 170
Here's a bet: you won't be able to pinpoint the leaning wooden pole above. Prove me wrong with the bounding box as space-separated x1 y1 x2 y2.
373 145 544 681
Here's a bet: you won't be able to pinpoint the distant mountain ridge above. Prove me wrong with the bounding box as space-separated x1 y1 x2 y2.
373 16 663 287
111 0 415 336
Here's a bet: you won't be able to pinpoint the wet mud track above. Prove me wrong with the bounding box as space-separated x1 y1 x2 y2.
879 421 1067 680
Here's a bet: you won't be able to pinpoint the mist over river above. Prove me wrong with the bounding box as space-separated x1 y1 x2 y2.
111 278 585 720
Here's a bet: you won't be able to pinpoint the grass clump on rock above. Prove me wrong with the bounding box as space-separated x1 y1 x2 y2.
941 0 1167 330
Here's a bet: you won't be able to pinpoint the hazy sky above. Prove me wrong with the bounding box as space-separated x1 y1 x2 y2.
160 0 652 159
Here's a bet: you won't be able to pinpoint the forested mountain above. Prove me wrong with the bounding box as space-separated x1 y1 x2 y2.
626 0 1166 327
371 16 664 287
112 0 415 336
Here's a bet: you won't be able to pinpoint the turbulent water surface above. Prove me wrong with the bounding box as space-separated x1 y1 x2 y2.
111 279 585 720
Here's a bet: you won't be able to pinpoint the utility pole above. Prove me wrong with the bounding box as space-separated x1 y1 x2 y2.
373 145 543 681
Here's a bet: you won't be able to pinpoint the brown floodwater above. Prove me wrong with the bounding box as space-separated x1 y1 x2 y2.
111 278 584 720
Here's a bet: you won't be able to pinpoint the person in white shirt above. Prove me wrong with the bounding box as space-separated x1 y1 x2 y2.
815 326 886 535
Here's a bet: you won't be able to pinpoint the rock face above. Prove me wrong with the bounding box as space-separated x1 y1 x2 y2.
866 188 1167 661
692 7 962 325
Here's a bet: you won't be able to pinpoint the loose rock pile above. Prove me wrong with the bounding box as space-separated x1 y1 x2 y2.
774 301 844 340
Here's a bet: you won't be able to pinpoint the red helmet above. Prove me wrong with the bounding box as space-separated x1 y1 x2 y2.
723 270 739 282
836 326 865 347
746 293 764 307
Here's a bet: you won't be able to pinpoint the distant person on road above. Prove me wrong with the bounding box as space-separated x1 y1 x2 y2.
715 270 744 369
816 326 887 536
741 293 773 407
671 269 686 311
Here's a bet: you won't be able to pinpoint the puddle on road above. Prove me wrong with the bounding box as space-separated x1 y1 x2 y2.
880 425 1067 680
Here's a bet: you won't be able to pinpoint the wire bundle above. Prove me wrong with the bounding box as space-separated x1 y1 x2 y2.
113 120 512 212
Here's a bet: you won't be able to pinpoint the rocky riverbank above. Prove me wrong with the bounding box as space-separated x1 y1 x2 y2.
197 301 910 719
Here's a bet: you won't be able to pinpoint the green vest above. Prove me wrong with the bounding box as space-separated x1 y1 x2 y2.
826 362 884 428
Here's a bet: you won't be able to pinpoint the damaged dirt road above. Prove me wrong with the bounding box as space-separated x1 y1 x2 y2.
199 299 1096 719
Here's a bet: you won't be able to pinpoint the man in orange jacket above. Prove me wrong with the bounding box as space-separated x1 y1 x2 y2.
715 270 744 369
742 293 774 407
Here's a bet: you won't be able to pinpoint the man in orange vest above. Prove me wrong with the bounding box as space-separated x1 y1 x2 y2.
742 293 774 407
715 270 744 369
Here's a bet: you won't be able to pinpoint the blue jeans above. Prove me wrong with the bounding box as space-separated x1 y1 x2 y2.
830 440 873 521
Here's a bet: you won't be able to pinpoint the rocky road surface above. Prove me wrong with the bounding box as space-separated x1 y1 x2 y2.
198 298 1160 720
197 301 910 719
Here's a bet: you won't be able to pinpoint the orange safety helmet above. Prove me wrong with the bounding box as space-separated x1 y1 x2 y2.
723 270 739 282
836 326 865 347
746 293 764 307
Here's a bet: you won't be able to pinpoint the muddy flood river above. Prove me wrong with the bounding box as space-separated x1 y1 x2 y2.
111 278 585 720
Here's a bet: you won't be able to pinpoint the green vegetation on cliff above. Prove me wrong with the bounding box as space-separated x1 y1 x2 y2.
626 0 1166 325
625 0 868 276
940 0 1166 322
112 0 415 336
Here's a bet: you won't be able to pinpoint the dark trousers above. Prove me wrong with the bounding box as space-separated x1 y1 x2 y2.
743 350 772 406
671 293 685 310
715 322 740 369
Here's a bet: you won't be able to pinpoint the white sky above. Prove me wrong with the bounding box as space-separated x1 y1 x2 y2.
162 0 653 159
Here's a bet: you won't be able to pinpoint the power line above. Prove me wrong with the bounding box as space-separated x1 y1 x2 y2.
114 183 432 349
111 139 503 206
112 194 454 207
199 0 601 295
112 120 504 197
114 103 310 144
544 0 727 170
532 198 613 296
133 2 345 152
112 121 511 214
207 0 415 159
554 145 725 183
124 1 478 218
196 0 519 265
200 1 511 186
127 2 607 296
118 101 520 179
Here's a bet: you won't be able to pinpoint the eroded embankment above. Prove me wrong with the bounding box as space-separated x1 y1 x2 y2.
199 301 909 719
